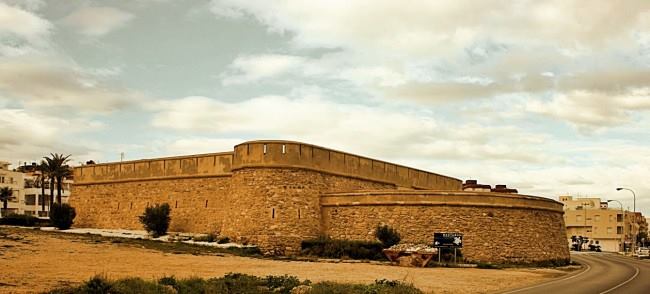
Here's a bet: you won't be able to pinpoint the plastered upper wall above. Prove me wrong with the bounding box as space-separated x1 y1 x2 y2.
232 140 462 190
74 140 462 189
321 190 564 213
74 152 233 184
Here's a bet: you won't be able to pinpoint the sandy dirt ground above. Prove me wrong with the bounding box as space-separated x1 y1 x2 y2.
0 227 567 294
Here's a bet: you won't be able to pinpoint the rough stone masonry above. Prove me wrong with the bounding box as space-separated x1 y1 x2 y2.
71 140 570 263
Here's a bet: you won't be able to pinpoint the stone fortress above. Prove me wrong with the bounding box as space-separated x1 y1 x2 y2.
71 140 570 263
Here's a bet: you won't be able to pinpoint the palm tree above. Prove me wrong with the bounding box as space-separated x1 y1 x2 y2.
0 187 12 216
36 160 49 214
43 153 71 205
54 164 72 204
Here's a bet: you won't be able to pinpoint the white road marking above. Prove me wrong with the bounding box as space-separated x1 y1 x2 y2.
598 255 641 294
500 258 593 294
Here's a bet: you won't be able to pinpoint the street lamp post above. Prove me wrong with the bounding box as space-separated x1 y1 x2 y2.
581 201 591 250
616 187 636 255
608 200 625 252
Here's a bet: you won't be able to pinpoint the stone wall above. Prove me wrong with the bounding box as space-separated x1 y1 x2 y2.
232 141 461 190
70 176 231 233
321 191 570 263
222 167 394 255
69 140 569 263
74 152 233 184
71 139 462 244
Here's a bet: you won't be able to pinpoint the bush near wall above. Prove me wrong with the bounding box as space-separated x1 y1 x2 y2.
139 203 171 237
375 225 401 248
301 236 386 260
50 203 76 230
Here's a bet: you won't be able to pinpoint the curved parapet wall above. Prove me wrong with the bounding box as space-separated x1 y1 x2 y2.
232 140 462 190
321 191 570 263
74 152 233 185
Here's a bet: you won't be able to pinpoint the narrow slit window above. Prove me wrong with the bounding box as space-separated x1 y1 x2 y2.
175 200 178 208
282 144 286 154
263 144 267 154
298 209 301 219
117 202 120 209
130 202 133 209
205 200 208 208
272 208 275 218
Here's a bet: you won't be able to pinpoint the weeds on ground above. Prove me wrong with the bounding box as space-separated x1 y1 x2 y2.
47 274 422 294
301 235 386 260
4 227 261 257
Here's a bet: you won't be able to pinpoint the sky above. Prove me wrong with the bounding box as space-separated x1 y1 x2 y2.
0 0 649 214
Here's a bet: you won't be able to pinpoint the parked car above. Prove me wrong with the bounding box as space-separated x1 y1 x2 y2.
635 247 649 257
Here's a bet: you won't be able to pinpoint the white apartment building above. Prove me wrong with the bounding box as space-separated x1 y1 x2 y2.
0 161 71 218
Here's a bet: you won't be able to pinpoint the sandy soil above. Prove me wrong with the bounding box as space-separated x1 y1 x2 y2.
0 227 566 294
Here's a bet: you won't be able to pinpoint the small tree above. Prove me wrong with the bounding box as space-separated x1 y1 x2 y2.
50 203 76 229
139 203 171 237
0 187 12 216
375 224 401 248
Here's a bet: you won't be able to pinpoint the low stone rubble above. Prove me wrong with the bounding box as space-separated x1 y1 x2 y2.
388 243 438 253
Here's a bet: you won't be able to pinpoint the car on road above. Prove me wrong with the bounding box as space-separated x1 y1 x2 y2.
634 247 649 257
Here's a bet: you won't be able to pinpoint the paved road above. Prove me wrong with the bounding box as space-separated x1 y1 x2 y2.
502 253 649 294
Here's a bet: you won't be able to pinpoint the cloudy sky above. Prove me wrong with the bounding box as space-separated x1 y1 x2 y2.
1 0 649 213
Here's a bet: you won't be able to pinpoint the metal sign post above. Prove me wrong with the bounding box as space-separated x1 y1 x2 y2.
433 232 463 264
454 248 457 263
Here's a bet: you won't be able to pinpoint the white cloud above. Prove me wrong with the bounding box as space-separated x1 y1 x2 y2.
221 54 306 85
0 108 101 164
210 0 649 55
150 94 553 164
0 2 51 56
1 0 46 12
62 6 134 36
527 88 650 131
0 58 140 113
209 0 650 131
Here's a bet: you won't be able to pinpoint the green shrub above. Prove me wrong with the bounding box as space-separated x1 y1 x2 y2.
46 274 422 294
310 279 422 294
0 213 39 226
138 203 171 237
301 236 385 260
208 272 268 293
174 277 210 293
50 203 76 229
111 277 172 294
81 276 113 293
375 225 401 248
158 276 177 287
266 275 301 293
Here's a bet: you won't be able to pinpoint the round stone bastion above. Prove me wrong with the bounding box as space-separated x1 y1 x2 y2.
320 190 570 264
